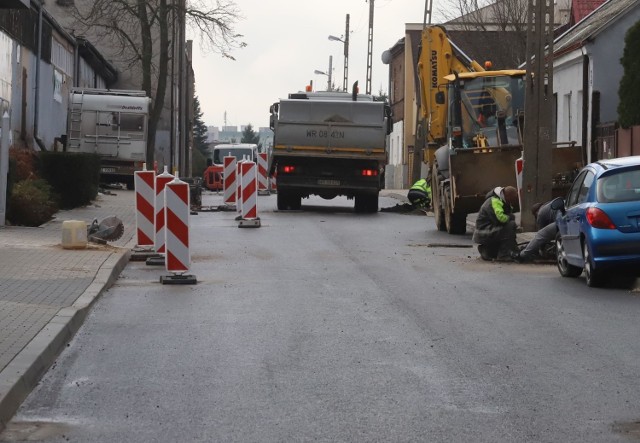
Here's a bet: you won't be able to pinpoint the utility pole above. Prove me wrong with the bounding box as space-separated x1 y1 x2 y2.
327 55 333 91
343 14 350 92
0 112 9 227
365 0 374 94
522 0 555 231
328 15 350 91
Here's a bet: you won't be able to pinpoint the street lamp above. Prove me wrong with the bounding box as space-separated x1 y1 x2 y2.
328 13 349 92
314 55 333 91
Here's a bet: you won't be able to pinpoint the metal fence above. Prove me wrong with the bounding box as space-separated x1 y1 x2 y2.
594 122 640 160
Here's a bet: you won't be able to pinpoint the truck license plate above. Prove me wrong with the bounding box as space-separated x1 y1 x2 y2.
101 167 116 173
318 179 340 186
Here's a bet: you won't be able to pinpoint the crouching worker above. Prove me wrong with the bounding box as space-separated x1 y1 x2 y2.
473 186 519 261
515 199 559 262
407 178 431 209
380 178 431 213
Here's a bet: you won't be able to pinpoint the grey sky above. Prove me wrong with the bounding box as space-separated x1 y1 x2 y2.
190 0 446 129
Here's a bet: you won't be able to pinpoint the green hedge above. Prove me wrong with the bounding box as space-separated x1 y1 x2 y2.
6 156 16 204
40 152 101 209
7 179 59 227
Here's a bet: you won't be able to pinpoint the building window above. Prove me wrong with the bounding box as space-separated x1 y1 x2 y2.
52 38 73 75
564 92 572 141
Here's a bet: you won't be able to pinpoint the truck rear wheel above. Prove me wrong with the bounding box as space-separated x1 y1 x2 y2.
432 164 446 231
354 194 378 213
277 191 301 210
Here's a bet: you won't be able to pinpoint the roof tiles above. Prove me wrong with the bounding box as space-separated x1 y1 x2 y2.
572 0 607 24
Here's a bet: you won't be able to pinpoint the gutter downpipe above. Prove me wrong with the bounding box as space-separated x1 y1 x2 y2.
581 46 589 165
33 0 46 151
73 38 79 88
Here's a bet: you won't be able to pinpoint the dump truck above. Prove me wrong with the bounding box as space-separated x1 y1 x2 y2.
65 88 151 189
415 25 581 234
268 84 392 212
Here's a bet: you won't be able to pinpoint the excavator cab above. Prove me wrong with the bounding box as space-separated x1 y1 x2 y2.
445 71 525 149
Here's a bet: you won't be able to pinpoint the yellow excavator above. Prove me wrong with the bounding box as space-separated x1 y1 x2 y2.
416 25 527 234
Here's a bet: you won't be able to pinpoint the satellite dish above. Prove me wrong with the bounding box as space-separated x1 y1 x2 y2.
381 50 392 65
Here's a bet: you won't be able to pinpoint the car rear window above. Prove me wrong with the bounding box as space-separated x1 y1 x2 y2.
597 169 640 203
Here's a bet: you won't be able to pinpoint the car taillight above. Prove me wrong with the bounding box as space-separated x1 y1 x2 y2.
586 207 616 229
361 169 378 177
282 166 295 174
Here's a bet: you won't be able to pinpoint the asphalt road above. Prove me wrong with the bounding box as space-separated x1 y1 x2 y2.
3 192 640 442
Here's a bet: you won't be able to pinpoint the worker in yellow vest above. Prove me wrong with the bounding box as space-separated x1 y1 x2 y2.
380 178 431 213
407 178 432 209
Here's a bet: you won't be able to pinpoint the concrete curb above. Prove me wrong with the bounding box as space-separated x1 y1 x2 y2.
0 247 131 431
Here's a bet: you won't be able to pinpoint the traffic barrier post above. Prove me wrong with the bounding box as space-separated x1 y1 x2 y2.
515 157 524 211
146 166 174 266
236 158 244 216
223 156 237 208
238 160 261 228
131 164 160 261
161 177 197 284
134 163 155 248
257 152 269 195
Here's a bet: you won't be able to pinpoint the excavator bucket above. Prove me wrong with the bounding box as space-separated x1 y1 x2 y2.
449 145 522 214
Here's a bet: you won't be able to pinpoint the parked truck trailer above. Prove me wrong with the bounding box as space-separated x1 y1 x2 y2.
65 88 151 189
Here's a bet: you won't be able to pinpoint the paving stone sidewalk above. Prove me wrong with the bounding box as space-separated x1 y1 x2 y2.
0 189 137 431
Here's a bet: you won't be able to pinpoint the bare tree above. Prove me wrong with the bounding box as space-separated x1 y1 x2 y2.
440 0 528 68
70 0 246 164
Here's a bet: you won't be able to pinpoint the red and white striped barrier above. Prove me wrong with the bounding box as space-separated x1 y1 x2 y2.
238 161 261 228
161 177 196 284
236 158 245 215
165 178 190 272
241 161 258 219
270 171 277 193
154 167 174 254
134 164 155 248
223 156 237 206
257 152 269 194
515 156 524 210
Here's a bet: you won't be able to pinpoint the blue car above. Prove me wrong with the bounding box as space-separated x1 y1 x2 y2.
554 156 640 287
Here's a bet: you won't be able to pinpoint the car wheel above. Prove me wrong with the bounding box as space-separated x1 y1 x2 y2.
583 241 604 287
556 232 582 278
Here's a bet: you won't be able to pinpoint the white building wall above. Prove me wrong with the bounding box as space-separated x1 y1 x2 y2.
0 30 12 112
389 120 404 166
553 52 583 146
386 120 404 189
553 4 640 162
